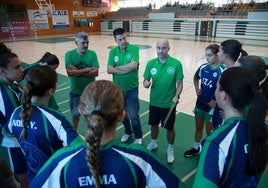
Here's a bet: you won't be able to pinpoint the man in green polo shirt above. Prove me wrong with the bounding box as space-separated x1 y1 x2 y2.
143 38 184 163
65 32 99 130
107 27 143 144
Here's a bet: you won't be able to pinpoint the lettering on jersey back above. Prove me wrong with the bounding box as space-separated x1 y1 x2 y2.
12 120 37 129
78 174 117 186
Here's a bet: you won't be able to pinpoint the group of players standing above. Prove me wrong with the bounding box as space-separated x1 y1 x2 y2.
0 27 267 187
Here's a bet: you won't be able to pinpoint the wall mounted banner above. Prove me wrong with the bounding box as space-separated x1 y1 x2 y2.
87 11 98 17
52 10 70 29
27 9 49 30
72 11 85 17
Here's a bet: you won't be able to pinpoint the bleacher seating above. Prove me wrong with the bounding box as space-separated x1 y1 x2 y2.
101 2 268 41
105 7 151 19
103 2 268 20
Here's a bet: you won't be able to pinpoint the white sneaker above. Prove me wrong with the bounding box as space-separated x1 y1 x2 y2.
147 141 158 151
167 148 175 163
134 138 142 144
121 134 131 143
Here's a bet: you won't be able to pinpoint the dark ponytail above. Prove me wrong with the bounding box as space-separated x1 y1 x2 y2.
246 90 267 175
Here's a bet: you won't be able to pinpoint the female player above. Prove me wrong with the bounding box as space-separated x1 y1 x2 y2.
212 39 248 128
0 52 27 187
29 80 183 188
23 51 59 76
193 67 267 187
235 55 268 171
3 66 79 183
184 44 226 157
23 51 60 110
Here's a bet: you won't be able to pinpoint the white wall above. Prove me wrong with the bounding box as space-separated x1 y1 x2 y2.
248 12 268 19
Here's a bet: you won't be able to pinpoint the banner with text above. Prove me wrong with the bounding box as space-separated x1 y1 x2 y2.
52 10 70 29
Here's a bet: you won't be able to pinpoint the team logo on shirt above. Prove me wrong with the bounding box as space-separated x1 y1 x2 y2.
150 68 157 75
167 67 175 74
127 54 132 61
213 72 218 77
20 142 48 176
114 56 119 62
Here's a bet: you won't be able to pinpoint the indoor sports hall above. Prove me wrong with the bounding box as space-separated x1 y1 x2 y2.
1 0 268 187
2 32 268 188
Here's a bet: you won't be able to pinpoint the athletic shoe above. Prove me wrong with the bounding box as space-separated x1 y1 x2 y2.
167 148 175 163
184 147 200 158
134 138 142 144
147 141 158 151
120 134 131 143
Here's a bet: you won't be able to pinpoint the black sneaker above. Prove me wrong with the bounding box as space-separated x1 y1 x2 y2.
184 147 200 158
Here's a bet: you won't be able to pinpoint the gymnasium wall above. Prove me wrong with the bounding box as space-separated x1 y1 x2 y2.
0 0 118 38
100 18 268 40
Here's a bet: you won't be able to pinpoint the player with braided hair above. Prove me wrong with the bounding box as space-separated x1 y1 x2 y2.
29 80 183 188
2 66 79 184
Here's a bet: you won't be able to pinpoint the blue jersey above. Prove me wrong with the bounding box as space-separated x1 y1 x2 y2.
2 103 79 182
0 80 23 146
193 117 261 188
29 140 183 188
212 104 223 128
0 80 22 128
0 79 27 174
194 63 226 112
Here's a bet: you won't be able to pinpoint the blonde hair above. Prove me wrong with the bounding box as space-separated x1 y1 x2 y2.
79 80 124 188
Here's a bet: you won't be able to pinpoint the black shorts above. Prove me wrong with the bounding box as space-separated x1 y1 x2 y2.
148 105 176 130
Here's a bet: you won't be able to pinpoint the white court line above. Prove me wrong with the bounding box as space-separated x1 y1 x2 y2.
55 86 70 93
57 99 69 105
116 124 124 131
181 168 197 182
62 109 70 114
56 81 69 88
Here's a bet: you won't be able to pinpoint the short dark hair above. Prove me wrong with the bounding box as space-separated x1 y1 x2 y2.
0 42 11 55
113 28 125 38
0 52 18 68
